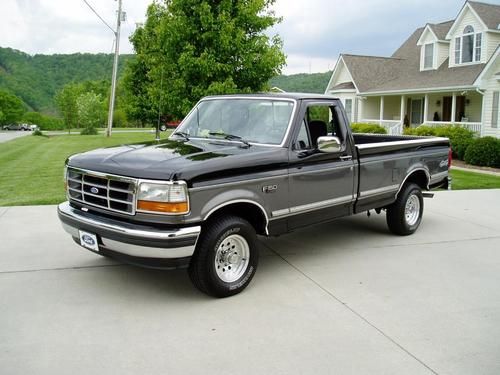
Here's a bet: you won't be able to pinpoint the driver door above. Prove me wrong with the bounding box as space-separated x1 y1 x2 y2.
286 101 356 230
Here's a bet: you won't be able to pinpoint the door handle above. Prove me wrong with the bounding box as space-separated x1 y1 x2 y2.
340 155 352 161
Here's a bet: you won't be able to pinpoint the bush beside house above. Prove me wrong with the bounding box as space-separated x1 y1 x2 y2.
404 125 474 160
350 123 387 134
464 137 500 168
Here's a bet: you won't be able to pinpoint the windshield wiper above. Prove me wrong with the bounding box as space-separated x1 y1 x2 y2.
208 132 250 148
172 131 190 141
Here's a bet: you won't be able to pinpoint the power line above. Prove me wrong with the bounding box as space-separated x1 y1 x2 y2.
82 0 116 34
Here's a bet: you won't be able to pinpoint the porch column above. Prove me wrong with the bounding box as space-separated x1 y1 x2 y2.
379 96 384 125
423 94 429 124
451 92 457 123
400 95 405 124
357 97 363 122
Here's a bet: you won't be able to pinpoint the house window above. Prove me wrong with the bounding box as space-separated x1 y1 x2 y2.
345 99 352 121
455 25 481 64
492 91 499 129
424 43 433 69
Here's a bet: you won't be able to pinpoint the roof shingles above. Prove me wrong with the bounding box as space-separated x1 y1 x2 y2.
336 1 497 95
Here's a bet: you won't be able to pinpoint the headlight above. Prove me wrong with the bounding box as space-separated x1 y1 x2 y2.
136 181 189 214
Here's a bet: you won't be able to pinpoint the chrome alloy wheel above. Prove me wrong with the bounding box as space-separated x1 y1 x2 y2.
214 234 250 283
405 194 420 226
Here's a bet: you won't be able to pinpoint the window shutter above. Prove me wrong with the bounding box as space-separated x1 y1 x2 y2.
492 92 499 128
454 37 461 64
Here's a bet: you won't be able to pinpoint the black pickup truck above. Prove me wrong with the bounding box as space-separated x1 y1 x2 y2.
58 93 450 297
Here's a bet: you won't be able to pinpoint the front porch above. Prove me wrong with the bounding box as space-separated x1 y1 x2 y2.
358 90 483 135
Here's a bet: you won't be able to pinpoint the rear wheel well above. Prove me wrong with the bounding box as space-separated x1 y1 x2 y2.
205 203 267 236
403 170 429 191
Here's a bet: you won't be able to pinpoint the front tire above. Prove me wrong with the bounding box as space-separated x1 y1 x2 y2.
188 215 259 297
386 183 424 235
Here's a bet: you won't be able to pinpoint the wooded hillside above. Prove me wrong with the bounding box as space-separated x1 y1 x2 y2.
0 47 132 113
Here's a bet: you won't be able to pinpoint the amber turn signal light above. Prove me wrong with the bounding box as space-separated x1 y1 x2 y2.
137 200 189 214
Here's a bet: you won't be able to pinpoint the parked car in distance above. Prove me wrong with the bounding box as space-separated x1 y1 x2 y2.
159 121 181 131
2 124 24 131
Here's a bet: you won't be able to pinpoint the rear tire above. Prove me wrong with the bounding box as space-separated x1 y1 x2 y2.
386 183 423 236
188 215 259 298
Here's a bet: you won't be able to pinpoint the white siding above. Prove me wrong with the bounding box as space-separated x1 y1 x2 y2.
326 58 356 93
465 91 483 123
419 28 437 45
436 41 450 68
382 96 401 120
336 62 352 84
480 56 500 138
448 7 486 67
361 97 380 120
485 32 500 62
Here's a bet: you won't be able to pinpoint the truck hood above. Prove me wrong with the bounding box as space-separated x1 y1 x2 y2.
67 138 289 184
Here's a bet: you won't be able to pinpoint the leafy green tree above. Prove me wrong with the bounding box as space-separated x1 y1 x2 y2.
0 90 25 125
55 83 83 132
126 0 285 119
77 92 105 135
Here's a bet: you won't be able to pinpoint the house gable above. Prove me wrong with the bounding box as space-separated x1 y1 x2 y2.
325 56 358 94
446 2 488 40
447 2 492 67
417 25 438 45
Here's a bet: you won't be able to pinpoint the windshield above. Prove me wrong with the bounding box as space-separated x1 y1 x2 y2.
174 98 295 145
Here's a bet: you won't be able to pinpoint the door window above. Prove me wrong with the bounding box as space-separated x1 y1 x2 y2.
294 104 344 150
410 99 423 125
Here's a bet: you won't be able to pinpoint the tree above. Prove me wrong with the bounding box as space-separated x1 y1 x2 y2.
0 90 25 125
77 92 105 135
55 83 82 132
125 0 286 120
55 80 111 132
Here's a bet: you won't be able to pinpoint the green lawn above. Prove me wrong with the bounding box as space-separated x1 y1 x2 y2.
450 169 500 190
0 132 167 206
0 134 499 207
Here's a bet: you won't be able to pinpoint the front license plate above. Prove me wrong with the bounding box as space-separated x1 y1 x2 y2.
79 230 99 251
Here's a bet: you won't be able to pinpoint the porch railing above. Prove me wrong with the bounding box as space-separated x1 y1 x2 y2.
421 121 482 134
360 119 403 135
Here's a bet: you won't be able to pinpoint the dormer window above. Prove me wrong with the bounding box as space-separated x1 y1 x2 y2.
424 43 434 69
454 25 481 64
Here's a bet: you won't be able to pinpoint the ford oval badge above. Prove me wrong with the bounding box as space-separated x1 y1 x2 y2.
90 187 99 194
82 234 96 246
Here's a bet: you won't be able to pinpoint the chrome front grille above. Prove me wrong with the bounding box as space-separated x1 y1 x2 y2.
67 168 137 215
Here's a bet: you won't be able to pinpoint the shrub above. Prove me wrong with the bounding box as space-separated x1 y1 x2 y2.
464 137 500 168
351 123 387 134
404 125 475 160
80 127 98 135
32 129 45 136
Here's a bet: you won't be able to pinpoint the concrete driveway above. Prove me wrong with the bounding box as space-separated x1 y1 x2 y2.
1 189 499 375
0 130 30 143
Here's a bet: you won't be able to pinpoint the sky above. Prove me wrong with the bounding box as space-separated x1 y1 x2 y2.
0 0 496 75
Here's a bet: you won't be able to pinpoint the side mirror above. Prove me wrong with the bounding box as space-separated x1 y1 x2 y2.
317 136 342 153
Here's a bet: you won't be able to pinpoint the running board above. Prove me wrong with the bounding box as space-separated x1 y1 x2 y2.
422 192 434 198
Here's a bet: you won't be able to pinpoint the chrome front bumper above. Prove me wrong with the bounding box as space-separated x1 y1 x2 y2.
57 202 201 266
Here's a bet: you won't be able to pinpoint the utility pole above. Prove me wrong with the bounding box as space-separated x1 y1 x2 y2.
106 0 123 137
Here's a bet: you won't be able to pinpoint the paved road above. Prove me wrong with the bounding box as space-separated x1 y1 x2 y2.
1 189 499 375
0 130 30 143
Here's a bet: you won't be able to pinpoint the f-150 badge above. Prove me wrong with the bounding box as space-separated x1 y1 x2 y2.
262 184 278 193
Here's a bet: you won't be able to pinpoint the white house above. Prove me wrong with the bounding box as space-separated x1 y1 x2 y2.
325 1 500 137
